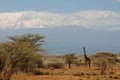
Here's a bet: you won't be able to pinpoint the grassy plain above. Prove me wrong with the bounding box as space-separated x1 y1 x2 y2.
12 64 120 80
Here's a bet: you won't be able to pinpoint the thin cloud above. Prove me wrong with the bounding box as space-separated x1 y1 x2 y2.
0 10 120 30
114 0 120 2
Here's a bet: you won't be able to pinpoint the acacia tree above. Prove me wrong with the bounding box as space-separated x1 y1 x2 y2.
0 34 45 80
64 53 76 69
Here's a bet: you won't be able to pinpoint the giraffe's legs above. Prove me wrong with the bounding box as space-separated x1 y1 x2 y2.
88 62 91 69
84 62 87 68
84 60 91 69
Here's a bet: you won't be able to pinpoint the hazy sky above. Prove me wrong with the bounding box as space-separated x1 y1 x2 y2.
0 0 120 13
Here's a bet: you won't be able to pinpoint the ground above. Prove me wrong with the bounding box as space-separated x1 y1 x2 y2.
12 64 120 80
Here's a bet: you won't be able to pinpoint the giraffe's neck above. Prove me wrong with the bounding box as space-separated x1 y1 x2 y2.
84 52 88 59
83 47 88 59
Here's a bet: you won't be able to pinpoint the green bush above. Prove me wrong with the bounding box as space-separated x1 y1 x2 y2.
42 56 65 69
92 52 117 75
93 58 113 75
15 54 43 73
72 59 84 66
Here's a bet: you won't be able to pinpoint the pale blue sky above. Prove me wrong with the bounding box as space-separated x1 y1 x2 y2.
0 0 120 13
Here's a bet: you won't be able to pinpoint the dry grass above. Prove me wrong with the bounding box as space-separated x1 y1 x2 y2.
11 53 120 80
11 64 120 80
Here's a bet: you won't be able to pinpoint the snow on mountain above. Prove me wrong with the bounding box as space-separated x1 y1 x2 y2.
0 10 120 30
0 10 120 54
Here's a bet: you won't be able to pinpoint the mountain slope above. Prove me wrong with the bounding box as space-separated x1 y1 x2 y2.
0 26 120 54
0 11 120 54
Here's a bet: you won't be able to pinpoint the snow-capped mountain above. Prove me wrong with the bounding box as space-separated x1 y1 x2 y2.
0 10 120 30
0 10 120 54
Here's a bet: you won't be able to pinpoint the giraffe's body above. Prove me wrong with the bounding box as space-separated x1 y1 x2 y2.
83 47 91 69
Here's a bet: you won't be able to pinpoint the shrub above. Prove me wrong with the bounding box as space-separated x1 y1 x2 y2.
93 52 116 58
47 62 64 69
15 54 43 73
72 59 84 66
33 69 49 75
109 76 113 78
93 58 113 75
73 72 84 76
109 71 114 75
92 52 117 75
42 56 65 69
33 69 42 75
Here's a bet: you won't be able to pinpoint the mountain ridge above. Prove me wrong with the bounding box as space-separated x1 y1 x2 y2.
0 26 120 54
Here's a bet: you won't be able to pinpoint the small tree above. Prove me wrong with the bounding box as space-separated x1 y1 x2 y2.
92 52 116 75
64 53 76 69
95 58 108 75
0 34 45 80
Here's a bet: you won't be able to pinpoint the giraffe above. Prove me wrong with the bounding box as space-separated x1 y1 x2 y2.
83 47 91 69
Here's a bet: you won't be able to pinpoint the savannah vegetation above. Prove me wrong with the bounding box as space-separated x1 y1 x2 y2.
0 34 120 80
